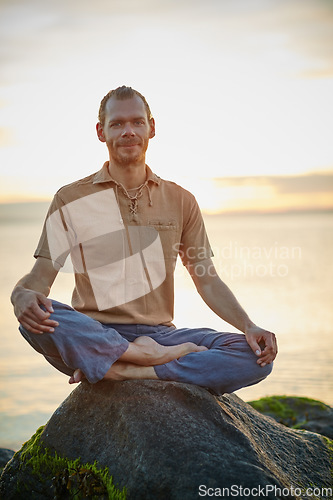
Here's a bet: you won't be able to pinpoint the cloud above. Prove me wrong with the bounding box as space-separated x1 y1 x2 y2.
214 172 333 195
267 172 333 194
210 172 333 213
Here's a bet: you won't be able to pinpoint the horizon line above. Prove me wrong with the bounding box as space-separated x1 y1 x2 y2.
0 199 332 217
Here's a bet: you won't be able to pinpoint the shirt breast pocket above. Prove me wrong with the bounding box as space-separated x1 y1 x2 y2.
148 220 178 260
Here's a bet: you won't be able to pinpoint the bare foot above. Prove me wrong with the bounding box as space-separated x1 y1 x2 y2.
68 363 158 383
103 361 158 381
126 336 208 366
69 368 85 384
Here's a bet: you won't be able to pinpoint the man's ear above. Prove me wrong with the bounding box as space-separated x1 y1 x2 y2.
149 118 156 139
96 122 106 142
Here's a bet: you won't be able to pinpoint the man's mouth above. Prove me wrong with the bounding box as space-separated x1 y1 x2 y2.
118 142 140 148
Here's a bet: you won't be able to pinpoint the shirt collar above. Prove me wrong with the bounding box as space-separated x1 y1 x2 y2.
93 162 161 186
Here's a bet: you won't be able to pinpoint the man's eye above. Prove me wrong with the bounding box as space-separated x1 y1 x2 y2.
135 121 144 125
110 122 121 127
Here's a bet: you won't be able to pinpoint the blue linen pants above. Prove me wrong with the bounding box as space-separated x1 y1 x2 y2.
19 300 272 395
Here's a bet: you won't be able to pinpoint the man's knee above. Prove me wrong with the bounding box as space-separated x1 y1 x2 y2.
256 360 273 382
264 360 273 376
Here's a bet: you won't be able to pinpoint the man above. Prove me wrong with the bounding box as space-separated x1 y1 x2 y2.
11 86 277 395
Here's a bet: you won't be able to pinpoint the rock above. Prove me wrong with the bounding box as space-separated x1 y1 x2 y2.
0 449 15 472
0 431 123 500
1 380 332 500
248 395 333 439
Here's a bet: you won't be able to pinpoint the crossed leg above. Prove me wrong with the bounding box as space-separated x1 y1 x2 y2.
19 300 271 393
69 335 207 384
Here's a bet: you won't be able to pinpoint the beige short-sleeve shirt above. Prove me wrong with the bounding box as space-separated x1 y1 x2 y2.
35 163 213 325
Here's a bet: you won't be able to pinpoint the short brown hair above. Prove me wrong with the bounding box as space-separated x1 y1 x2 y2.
98 86 153 125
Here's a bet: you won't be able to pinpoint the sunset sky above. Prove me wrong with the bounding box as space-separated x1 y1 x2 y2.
1 0 333 213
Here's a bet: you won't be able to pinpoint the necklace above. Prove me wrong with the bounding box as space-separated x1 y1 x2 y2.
119 182 147 221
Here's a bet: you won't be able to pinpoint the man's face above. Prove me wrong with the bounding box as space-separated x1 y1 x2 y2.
97 95 155 166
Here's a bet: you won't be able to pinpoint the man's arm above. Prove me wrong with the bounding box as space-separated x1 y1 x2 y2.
187 258 277 367
11 257 59 334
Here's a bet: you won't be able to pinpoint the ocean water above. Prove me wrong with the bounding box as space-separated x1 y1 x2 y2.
0 203 332 450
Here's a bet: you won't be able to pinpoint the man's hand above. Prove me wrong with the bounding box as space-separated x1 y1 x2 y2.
245 324 278 367
11 256 59 334
13 288 58 334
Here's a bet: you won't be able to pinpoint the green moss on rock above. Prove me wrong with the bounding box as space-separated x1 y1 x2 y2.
7 426 126 499
248 395 331 430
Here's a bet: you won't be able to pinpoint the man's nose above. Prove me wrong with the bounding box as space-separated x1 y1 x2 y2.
122 123 135 136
